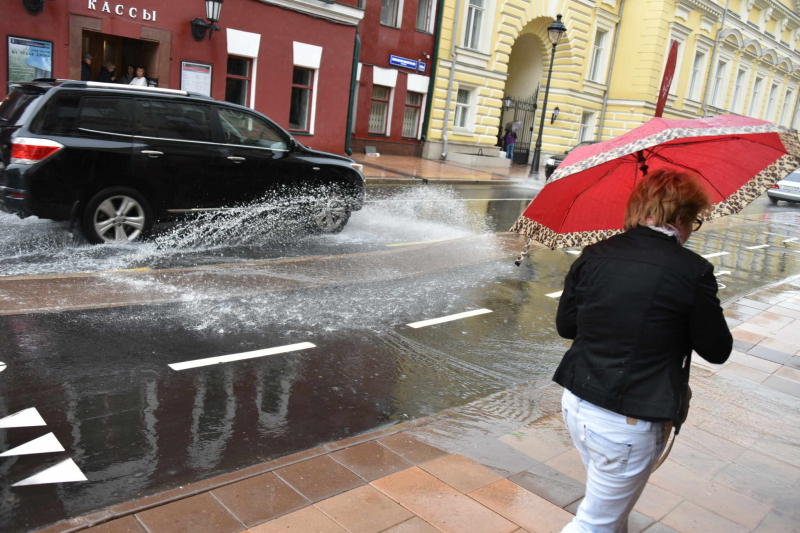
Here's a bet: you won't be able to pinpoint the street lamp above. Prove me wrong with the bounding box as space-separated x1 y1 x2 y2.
530 14 567 177
191 0 224 41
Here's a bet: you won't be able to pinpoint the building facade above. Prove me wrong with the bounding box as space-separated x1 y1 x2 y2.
424 0 800 168
349 0 438 156
2 0 364 154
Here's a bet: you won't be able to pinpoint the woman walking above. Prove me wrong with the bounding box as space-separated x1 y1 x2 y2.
555 169 732 533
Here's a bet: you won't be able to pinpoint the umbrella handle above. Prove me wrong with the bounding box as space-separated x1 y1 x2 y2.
514 237 532 266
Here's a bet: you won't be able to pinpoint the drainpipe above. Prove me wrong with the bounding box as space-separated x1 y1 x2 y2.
701 0 730 117
420 0 445 143
597 0 626 140
344 28 362 156
441 0 462 160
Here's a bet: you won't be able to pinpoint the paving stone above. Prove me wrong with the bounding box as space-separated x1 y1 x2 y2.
776 366 800 383
762 375 800 398
633 483 683 521
314 485 412 533
661 501 749 533
247 505 346 532
728 350 782 374
381 517 440 533
419 453 504 493
732 338 756 353
748 344 793 365
469 479 573 533
378 433 448 464
544 448 586 484
768 305 800 320
136 493 243 533
563 498 654 533
274 455 364 503
716 362 771 384
508 461 584 507
83 516 147 533
446 436 538 478
731 327 767 345
371 467 517 533
713 450 800 508
787 356 800 370
641 522 680 533
677 425 745 463
737 298 772 311
499 423 572 462
750 509 800 533
747 311 795 335
758 336 800 356
666 439 729 479
330 440 412 482
212 472 308 527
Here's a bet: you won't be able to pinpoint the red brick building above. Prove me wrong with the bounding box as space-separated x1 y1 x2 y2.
2 0 364 154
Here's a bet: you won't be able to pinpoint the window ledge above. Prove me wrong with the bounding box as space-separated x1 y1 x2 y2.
379 23 401 30
452 127 476 135
456 47 491 60
290 131 313 136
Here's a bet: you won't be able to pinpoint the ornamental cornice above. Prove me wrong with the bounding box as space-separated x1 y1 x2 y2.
678 0 722 19
257 0 364 26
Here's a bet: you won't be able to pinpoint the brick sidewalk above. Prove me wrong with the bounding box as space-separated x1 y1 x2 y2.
351 154 538 183
42 277 800 533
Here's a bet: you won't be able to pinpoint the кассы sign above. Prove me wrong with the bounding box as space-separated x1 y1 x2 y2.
86 0 157 21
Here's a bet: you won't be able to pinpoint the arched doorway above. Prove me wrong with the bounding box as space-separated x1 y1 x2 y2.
502 28 547 164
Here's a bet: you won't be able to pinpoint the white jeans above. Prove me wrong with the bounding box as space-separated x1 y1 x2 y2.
560 389 665 533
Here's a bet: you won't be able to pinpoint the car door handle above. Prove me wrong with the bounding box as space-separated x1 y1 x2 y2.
140 150 163 157
227 156 246 163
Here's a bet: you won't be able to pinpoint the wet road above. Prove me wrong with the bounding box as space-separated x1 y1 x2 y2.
0 184 798 531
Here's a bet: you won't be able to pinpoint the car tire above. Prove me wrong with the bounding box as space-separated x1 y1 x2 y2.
768 196 778 205
305 186 351 234
81 187 154 244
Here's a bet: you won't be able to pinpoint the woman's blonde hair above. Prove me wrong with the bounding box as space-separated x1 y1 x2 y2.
624 169 710 230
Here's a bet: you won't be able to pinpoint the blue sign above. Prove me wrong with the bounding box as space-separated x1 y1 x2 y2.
389 55 426 72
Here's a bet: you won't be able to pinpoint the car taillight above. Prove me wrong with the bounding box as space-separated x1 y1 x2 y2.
10 137 64 165
770 184 779 189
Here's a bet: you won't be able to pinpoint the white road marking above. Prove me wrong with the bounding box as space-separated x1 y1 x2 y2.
169 342 316 371
0 362 5 373
367 198 529 203
715 270 731 276
407 309 493 329
0 407 46 429
0 433 64 457
565 250 581 255
546 290 564 298
12 458 87 487
745 244 769 250
701 252 729 259
784 237 798 243
386 238 455 247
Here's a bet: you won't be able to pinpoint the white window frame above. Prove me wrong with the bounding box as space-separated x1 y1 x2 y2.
765 82 779 121
380 0 404 28
463 0 485 50
588 28 610 83
292 41 322 135
731 67 748 114
407 73 429 138
779 88 793 126
687 48 708 101
711 58 728 108
453 87 474 130
226 28 261 109
748 75 765 117
665 24 690 96
792 95 800 130
579 111 597 142
415 0 436 33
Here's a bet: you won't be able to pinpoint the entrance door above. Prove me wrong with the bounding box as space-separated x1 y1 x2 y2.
502 88 539 165
81 31 158 84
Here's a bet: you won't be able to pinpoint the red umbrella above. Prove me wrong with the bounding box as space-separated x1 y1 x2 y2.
511 115 800 250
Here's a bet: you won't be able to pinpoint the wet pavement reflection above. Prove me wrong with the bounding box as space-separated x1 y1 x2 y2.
0 185 797 531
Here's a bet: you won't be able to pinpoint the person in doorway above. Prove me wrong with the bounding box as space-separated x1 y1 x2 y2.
81 53 92 81
504 128 517 160
129 66 148 87
98 61 117 83
120 65 135 84
555 169 732 533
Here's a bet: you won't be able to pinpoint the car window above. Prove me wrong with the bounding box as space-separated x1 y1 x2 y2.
217 107 288 151
78 97 134 135
0 89 42 125
785 172 800 183
137 100 213 142
32 93 81 135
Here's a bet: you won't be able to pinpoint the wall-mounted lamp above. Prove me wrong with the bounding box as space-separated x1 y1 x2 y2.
503 96 513 110
191 0 224 41
550 106 560 124
22 0 45 15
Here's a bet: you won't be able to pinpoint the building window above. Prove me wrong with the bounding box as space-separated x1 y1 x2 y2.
579 111 597 142
463 0 484 50
369 85 391 134
779 89 792 125
765 82 779 120
225 56 252 107
687 50 706 100
731 68 747 114
381 0 401 27
793 98 800 130
289 67 314 132
402 92 423 138
748 76 764 117
711 59 727 107
416 0 436 33
589 29 609 82
454 88 472 129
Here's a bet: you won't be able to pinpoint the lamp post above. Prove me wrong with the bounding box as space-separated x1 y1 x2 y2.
191 0 224 41
530 14 567 177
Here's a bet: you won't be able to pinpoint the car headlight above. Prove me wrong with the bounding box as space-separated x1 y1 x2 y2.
350 163 364 172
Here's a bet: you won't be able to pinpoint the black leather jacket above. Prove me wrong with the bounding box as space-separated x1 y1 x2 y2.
553 226 732 429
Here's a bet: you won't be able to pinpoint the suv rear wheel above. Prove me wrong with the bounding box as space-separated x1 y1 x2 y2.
81 187 153 244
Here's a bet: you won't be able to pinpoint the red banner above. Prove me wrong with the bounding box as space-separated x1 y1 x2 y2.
655 40 678 118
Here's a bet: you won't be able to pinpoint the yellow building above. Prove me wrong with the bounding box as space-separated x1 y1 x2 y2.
424 0 800 171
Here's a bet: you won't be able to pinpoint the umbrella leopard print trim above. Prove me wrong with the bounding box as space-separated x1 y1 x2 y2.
548 124 797 183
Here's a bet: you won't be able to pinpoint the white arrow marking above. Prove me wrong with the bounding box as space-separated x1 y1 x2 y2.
407 309 493 329
12 458 87 487
0 362 5 373
169 342 316 371
745 244 769 250
702 252 729 259
566 250 581 255
0 407 46 429
715 270 731 276
546 291 564 299
0 433 64 457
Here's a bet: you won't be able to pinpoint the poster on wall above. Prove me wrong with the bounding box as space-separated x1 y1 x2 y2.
8 36 53 85
180 61 212 97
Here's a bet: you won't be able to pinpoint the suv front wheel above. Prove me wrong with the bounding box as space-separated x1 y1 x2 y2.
307 191 351 234
81 187 154 244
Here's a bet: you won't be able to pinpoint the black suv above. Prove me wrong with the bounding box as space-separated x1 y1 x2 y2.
0 80 365 243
